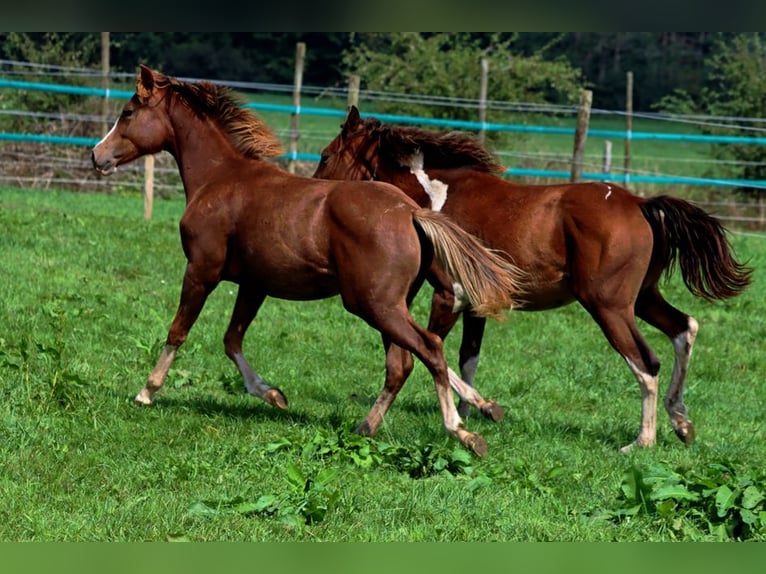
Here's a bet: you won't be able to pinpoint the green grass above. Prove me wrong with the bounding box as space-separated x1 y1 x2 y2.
1 186 764 541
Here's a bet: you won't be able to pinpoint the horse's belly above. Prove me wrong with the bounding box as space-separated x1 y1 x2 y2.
260 269 339 301
226 255 339 300
517 280 574 311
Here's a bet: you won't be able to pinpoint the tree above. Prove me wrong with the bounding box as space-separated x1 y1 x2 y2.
0 33 99 134
340 33 584 122
703 33 766 195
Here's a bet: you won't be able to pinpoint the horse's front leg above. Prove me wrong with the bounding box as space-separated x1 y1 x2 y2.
356 338 413 437
135 263 217 405
223 285 287 409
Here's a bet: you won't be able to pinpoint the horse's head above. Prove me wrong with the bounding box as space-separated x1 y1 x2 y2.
92 64 173 175
314 105 381 181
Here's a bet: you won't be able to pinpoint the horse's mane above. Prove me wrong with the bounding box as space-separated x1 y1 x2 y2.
158 75 285 159
364 119 505 173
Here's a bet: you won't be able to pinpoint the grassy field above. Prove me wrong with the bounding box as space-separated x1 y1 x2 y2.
1 186 765 542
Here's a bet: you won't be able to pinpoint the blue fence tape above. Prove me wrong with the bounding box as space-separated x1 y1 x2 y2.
3 77 766 146
3 77 766 188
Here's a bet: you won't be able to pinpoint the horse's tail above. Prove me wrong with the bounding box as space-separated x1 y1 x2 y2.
640 195 752 300
412 209 526 320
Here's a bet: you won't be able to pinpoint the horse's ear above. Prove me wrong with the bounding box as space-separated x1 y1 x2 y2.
343 105 362 133
136 64 155 102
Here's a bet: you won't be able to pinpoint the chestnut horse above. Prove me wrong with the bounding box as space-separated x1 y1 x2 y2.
91 66 527 455
314 105 752 451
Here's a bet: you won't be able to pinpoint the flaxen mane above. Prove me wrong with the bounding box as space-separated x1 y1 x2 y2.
362 118 505 173
159 75 285 159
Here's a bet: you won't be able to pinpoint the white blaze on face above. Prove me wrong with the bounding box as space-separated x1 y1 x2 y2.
96 117 120 147
405 152 448 211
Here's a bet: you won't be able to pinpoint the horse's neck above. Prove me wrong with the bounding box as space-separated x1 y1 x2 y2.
169 109 240 202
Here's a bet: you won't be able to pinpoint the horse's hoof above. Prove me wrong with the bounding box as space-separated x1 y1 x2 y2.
134 391 153 406
674 421 696 446
619 442 636 454
620 438 655 453
464 432 488 457
355 421 374 437
480 401 505 423
265 388 288 410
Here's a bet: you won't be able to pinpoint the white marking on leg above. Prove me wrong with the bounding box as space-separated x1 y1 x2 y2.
404 152 448 211
136 344 178 405
448 367 472 401
437 371 463 435
451 281 470 313
448 367 488 406
461 355 480 387
233 352 272 398
621 358 659 452
666 316 698 424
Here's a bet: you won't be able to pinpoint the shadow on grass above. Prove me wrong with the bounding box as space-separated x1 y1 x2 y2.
144 394 313 426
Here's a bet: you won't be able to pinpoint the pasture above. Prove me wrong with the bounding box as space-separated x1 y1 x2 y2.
0 186 764 541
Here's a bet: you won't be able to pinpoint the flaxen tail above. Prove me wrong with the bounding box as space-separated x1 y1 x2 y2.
412 209 526 319
640 195 752 300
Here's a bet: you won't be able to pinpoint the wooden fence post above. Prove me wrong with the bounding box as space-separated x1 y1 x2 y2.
478 58 489 144
624 71 633 184
288 41 306 174
603 140 612 174
570 89 593 182
144 154 154 221
347 74 360 108
100 32 110 138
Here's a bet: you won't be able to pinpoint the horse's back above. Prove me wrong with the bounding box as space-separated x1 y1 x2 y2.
429 172 654 309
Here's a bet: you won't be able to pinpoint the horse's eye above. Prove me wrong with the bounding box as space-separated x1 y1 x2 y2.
121 109 134 119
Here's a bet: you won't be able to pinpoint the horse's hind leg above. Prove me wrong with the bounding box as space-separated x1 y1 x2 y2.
136 264 216 405
586 304 661 452
427 272 502 421
356 339 413 437
455 314 503 421
223 286 287 409
369 305 488 456
636 288 698 445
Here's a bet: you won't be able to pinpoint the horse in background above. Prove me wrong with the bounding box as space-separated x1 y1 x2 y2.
314 105 752 451
91 66 529 455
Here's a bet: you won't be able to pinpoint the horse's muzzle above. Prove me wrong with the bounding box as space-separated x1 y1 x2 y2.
91 149 116 176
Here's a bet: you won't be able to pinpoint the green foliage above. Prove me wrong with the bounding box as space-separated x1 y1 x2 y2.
188 462 340 528
341 33 584 121
700 33 766 193
265 425 475 479
651 89 701 116
594 462 766 540
0 33 100 132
